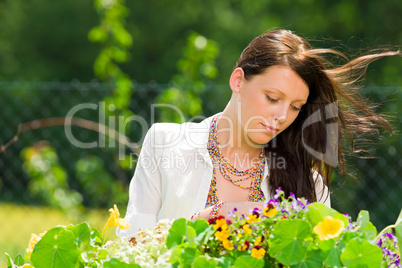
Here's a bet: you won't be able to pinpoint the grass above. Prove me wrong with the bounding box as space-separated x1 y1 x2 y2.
0 202 120 267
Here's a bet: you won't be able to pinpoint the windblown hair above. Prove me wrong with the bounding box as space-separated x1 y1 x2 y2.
235 29 400 202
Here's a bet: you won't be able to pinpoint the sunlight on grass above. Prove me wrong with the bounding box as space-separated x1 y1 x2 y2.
0 203 121 266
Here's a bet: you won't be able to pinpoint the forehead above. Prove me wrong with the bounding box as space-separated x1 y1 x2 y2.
251 65 309 100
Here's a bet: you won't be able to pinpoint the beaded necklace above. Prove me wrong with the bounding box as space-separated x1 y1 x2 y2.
205 115 266 208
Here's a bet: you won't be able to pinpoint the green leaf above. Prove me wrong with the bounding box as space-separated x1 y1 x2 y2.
307 203 348 227
14 254 25 266
233 255 264 268
317 239 335 253
88 27 107 43
67 222 91 249
194 224 215 245
394 209 402 258
340 237 382 268
214 256 234 267
5 253 17 268
356 210 370 227
185 224 197 246
192 255 217 268
341 231 361 243
269 219 312 265
324 247 342 267
187 218 209 236
168 244 200 266
290 249 323 268
166 218 187 249
102 258 140 267
319 240 342 268
31 227 81 268
90 227 103 247
181 247 201 266
193 255 233 268
165 218 198 248
168 245 184 264
360 222 377 241
356 210 377 241
97 248 110 261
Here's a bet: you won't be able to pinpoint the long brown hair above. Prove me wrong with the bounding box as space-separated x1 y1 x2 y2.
236 29 400 202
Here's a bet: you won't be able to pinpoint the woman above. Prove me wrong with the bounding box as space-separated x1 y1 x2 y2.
118 29 399 239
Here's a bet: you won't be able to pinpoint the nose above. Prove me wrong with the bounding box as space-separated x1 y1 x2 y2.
274 103 288 122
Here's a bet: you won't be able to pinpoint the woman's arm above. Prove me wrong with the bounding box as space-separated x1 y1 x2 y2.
117 125 162 239
191 201 265 220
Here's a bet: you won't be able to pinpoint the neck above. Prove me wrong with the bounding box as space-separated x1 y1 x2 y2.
217 100 263 162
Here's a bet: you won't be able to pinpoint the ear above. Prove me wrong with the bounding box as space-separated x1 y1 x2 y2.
229 67 245 94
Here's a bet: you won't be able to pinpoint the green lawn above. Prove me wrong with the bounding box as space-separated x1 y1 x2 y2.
0 203 119 267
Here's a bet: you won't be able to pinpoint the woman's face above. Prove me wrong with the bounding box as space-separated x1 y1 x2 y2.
233 65 309 147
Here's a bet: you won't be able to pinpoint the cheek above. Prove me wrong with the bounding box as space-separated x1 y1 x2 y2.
286 112 300 126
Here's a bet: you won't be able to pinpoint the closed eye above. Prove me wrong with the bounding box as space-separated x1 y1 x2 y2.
291 105 303 112
265 95 279 103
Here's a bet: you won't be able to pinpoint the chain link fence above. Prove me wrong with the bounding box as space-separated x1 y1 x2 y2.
0 80 401 261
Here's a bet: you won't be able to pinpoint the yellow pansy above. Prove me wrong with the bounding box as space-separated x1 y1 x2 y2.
246 214 258 224
215 229 229 241
242 224 252 236
313 216 345 240
255 236 262 246
239 240 250 251
263 203 277 217
222 239 234 250
251 246 266 259
102 204 130 237
213 218 228 231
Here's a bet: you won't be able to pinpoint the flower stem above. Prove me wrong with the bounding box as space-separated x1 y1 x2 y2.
375 224 395 241
102 227 110 246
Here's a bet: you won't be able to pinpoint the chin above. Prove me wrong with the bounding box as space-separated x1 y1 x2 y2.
246 133 275 147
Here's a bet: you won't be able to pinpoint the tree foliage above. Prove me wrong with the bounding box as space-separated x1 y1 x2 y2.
0 0 400 85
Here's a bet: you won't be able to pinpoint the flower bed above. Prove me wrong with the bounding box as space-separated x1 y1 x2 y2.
6 189 402 268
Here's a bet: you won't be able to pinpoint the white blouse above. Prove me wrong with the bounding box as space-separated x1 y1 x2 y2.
117 114 331 238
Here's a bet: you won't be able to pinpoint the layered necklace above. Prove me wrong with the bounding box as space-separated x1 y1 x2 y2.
205 115 266 207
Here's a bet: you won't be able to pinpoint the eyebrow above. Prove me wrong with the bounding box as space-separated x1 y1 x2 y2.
265 87 308 103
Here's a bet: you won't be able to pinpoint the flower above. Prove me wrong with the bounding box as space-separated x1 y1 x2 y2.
19 264 34 268
222 239 234 250
227 208 237 218
263 203 277 217
27 231 46 257
213 218 228 231
246 213 259 224
102 204 130 237
313 216 345 240
238 240 250 251
377 232 401 267
242 224 252 236
251 245 266 259
274 187 283 199
215 229 229 241
103 219 173 268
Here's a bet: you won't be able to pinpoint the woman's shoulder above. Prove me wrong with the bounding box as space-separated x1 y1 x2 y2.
149 115 213 135
144 113 218 149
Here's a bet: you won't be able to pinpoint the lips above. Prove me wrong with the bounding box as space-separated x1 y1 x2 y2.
262 123 279 135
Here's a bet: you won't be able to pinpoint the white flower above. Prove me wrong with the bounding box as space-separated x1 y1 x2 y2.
101 219 173 267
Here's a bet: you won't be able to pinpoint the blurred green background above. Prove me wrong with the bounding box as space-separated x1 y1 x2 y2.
0 0 401 265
